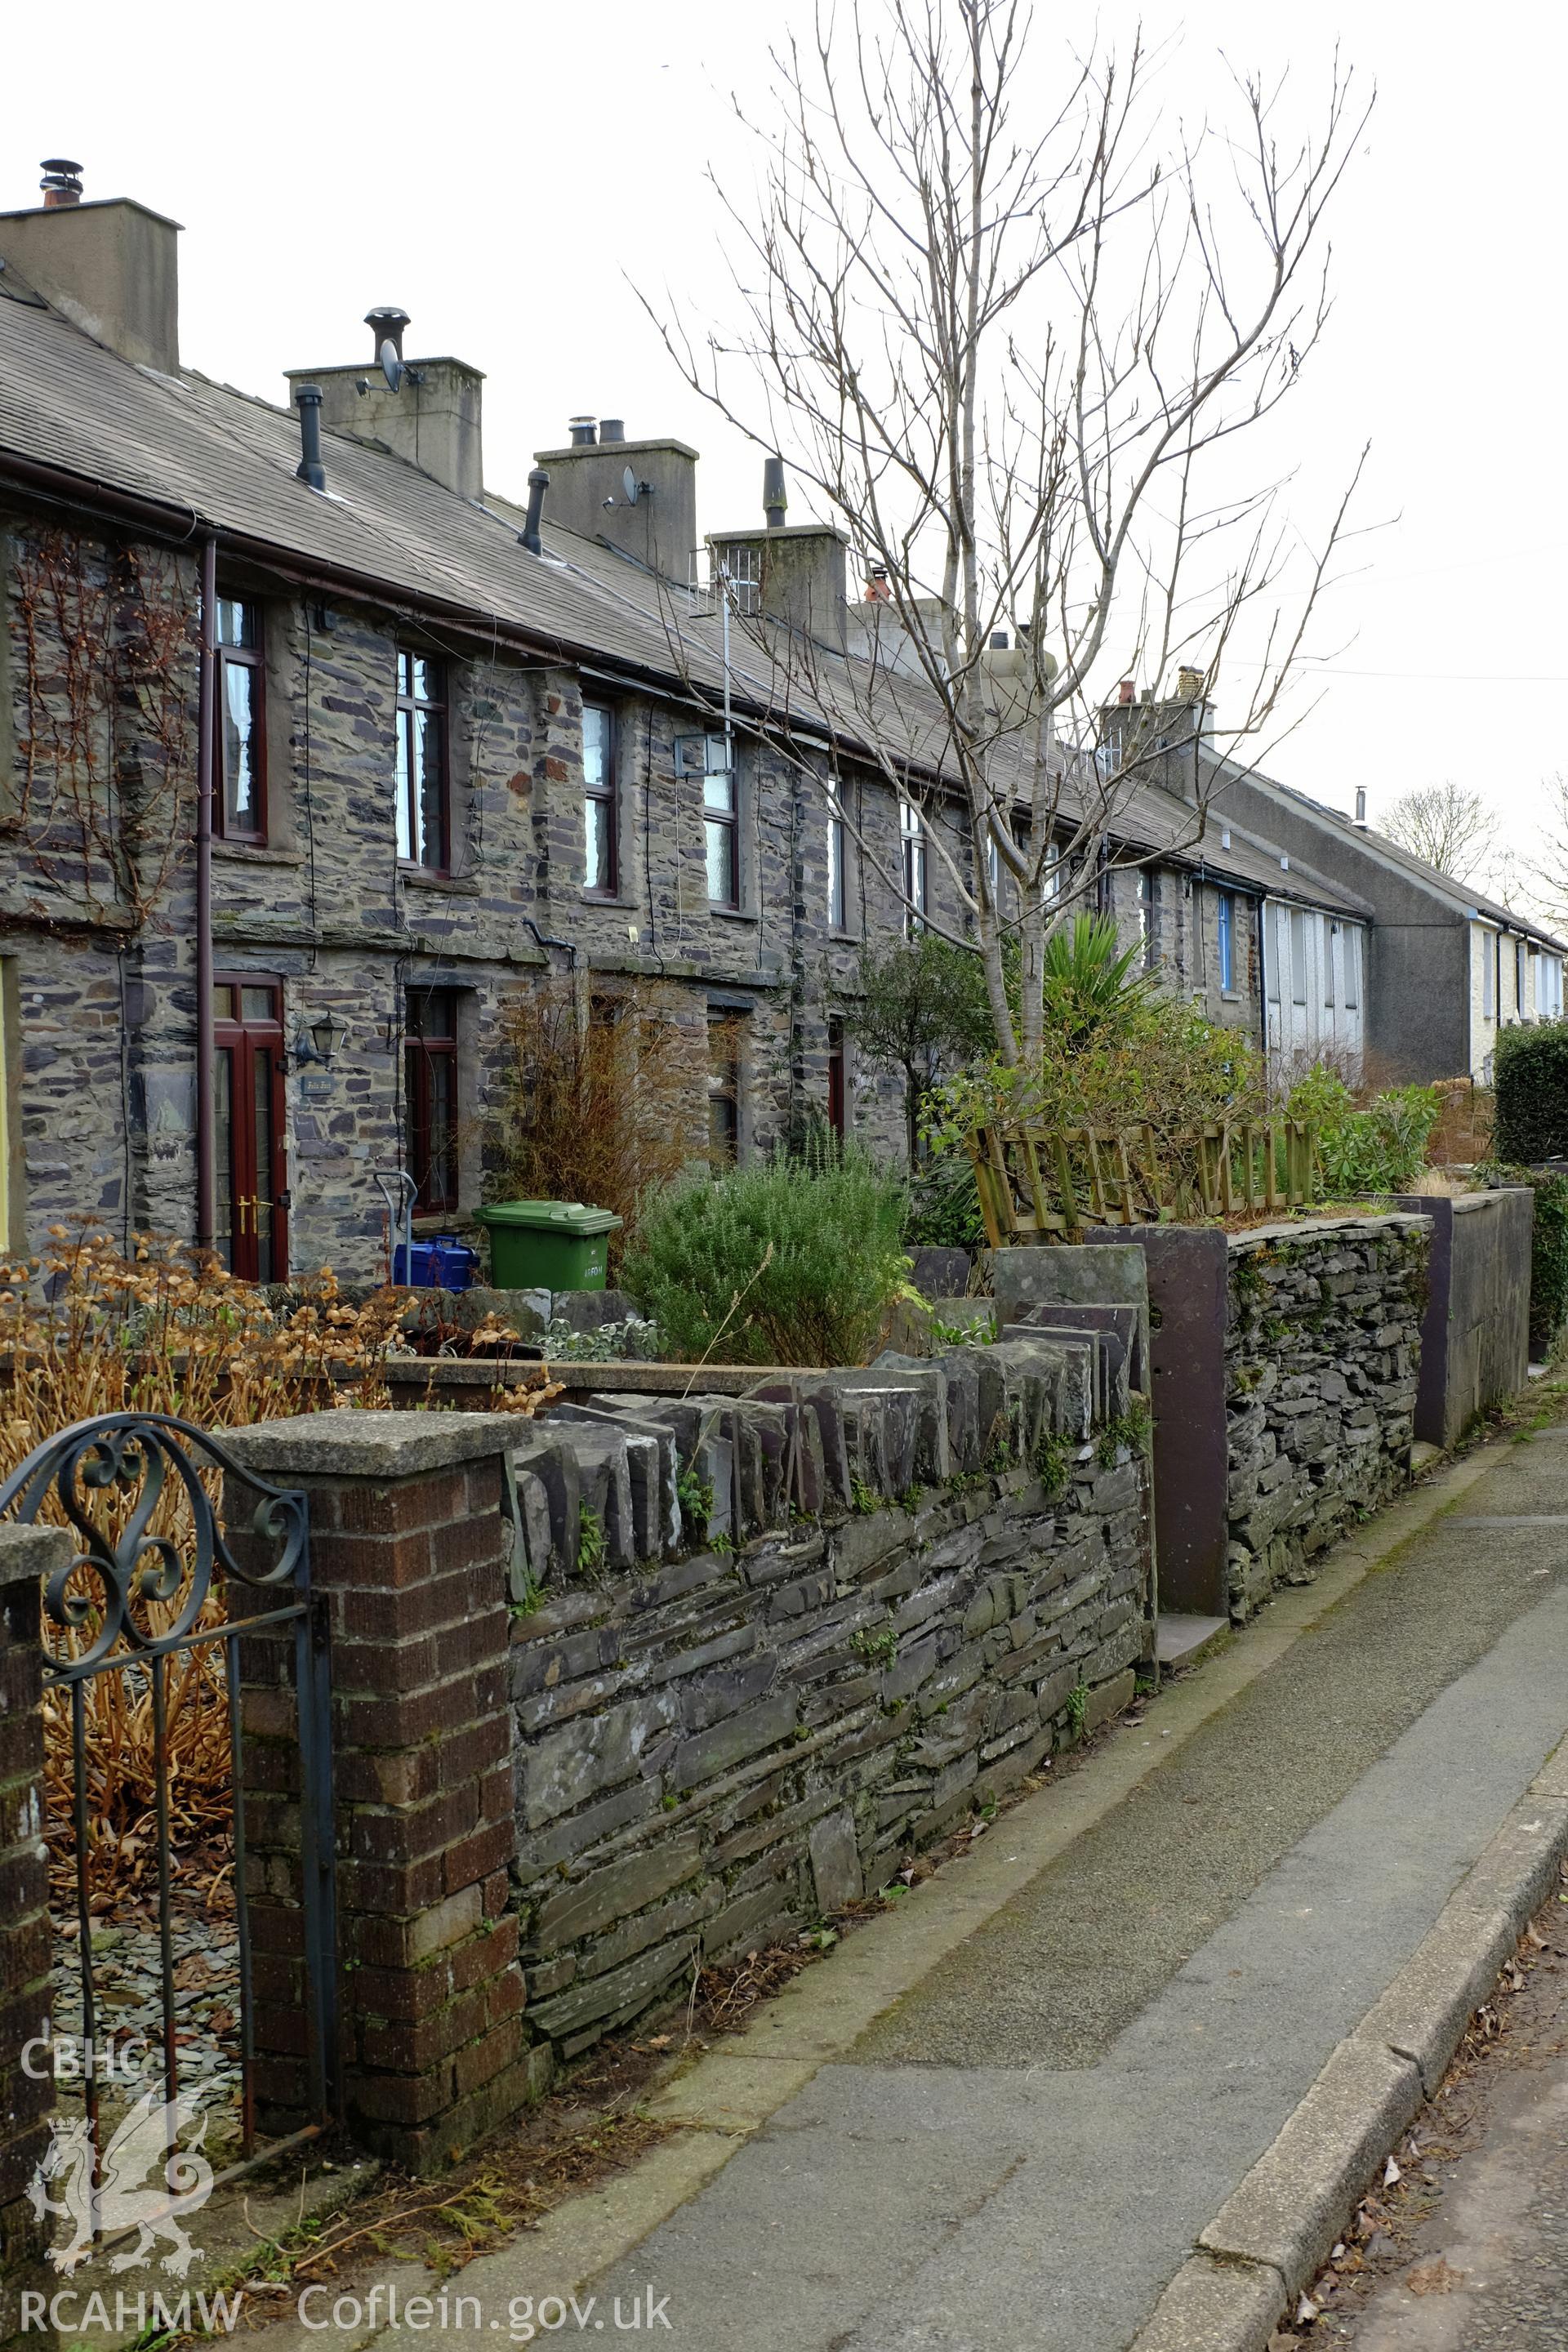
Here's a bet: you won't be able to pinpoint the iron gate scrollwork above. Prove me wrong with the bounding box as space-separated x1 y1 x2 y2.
0 1411 338 2225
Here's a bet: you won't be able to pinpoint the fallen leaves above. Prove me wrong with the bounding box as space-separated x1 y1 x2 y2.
1406 2255 1463 2295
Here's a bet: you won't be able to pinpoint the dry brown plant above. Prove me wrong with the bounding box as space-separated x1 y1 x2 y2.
489 981 699 1265
0 1227 408 1902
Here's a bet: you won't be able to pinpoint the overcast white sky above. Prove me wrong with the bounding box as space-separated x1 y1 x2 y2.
7 0 1564 873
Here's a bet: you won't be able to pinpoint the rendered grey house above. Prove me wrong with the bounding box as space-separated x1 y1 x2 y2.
1101 688 1565 1086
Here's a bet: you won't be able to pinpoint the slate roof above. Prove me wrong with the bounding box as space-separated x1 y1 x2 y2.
0 270 1367 920
1205 750 1566 953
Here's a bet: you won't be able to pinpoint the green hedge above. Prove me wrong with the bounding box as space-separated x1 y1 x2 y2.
1481 1161 1568 1357
1494 1021 1568 1165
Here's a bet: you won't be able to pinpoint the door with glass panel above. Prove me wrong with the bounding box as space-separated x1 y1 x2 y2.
213 978 287 1283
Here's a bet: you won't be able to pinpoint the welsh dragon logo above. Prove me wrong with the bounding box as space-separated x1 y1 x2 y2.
27 2087 214 2275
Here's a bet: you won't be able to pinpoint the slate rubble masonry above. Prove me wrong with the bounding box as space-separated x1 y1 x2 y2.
1224 1215 1428 1621
503 1334 1154 2071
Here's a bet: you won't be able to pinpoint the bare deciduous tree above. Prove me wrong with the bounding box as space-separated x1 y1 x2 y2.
1379 781 1497 885
1523 773 1568 931
648 0 1370 1063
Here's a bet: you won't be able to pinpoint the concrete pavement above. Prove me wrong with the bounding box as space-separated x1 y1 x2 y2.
261 1422 1568 2352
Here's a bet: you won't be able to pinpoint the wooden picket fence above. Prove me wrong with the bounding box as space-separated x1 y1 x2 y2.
966 1117 1321 1246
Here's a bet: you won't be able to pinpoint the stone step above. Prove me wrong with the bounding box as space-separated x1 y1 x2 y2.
1156 1611 1230 1668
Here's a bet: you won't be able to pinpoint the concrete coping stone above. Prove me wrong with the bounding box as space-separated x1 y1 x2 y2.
1227 1214 1432 1253
0 1521 74 1581
220 1407 527 1478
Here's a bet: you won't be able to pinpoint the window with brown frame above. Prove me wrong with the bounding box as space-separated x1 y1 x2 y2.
405 989 460 1214
582 702 618 894
395 653 448 871
216 597 266 841
707 1015 741 1165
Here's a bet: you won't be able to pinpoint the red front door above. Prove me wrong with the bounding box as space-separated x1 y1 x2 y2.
213 977 288 1284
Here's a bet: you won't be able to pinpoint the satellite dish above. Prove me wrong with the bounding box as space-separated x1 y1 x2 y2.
623 466 639 506
379 341 404 393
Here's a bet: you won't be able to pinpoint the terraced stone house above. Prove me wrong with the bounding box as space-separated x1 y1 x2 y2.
0 163 1408 1281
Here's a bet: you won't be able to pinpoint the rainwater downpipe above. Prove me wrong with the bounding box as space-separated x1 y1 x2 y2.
195 532 217 1252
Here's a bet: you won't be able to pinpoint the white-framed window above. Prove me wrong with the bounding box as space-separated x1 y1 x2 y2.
1481 927 1496 1019
827 791 847 931
1344 924 1361 1010
1290 908 1307 1005
1540 952 1564 1020
1517 938 1528 1016
900 798 927 936
1137 870 1156 969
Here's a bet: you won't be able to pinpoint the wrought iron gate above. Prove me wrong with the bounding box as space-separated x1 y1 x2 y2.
0 1411 338 2221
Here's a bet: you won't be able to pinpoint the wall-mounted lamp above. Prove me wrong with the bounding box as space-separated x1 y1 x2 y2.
295 1010 346 1067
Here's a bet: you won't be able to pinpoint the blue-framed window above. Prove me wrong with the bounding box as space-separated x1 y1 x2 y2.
1218 891 1234 991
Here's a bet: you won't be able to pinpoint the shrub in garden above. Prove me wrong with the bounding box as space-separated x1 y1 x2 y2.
488 979 697 1265
1494 1020 1568 1165
1285 1065 1440 1194
622 1147 909 1366
929 991 1267 1184
843 933 997 1167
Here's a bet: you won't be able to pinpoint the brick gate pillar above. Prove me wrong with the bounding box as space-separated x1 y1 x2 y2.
224 1411 530 2172
0 1524 71 2350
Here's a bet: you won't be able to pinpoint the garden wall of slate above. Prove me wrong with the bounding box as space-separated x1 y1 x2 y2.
1225 1216 1429 1619
502 1335 1153 2065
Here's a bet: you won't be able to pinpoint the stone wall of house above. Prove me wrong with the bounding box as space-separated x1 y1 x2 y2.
0 510 940 1279
1224 1215 1428 1619
502 1334 1153 2066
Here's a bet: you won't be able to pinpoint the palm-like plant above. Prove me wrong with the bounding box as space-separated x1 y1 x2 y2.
1041 913 1152 1047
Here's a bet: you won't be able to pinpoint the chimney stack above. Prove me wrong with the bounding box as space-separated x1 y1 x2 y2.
0 163 180 371
1117 679 1135 706
1176 664 1205 700
285 308 484 500
533 417 697 579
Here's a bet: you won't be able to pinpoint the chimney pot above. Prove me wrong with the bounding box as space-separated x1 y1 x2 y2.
39 158 83 208
599 417 626 443
364 305 409 361
1117 679 1135 706
1354 787 1367 826
569 415 598 447
865 564 892 604
763 455 788 531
